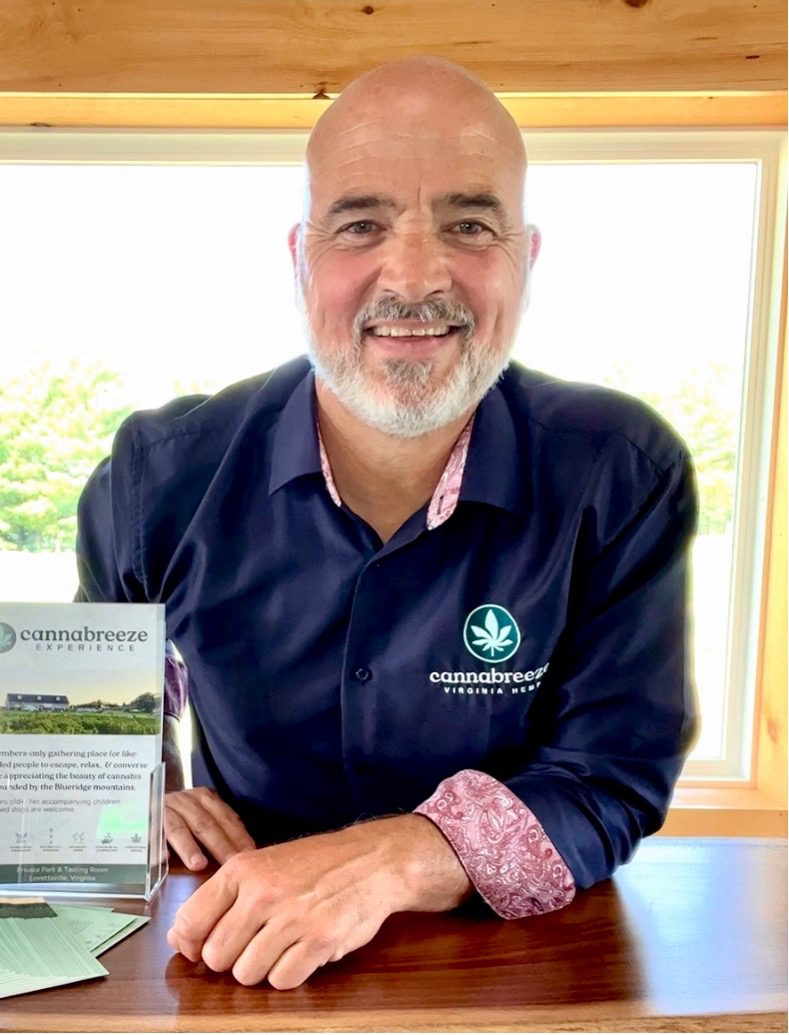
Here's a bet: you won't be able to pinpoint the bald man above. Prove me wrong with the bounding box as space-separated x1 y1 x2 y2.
76 57 697 989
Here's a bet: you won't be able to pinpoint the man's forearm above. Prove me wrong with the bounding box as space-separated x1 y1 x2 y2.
168 810 474 990
373 814 473 913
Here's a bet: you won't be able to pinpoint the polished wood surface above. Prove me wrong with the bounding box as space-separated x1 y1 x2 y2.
1 838 785 1032
0 0 786 94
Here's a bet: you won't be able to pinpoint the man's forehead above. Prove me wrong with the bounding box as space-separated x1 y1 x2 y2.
307 128 524 210
309 117 516 169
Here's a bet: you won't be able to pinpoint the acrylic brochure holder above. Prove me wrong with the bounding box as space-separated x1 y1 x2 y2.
0 763 168 901
0 602 168 901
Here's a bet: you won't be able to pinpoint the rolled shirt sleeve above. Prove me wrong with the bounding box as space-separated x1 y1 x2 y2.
415 769 576 918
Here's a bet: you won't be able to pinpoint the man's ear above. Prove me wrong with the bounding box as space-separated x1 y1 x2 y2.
527 225 541 269
288 223 301 273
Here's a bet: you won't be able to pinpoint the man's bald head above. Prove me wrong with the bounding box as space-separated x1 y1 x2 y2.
307 57 526 185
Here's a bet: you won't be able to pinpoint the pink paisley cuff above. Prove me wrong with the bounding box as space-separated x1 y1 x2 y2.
414 769 576 919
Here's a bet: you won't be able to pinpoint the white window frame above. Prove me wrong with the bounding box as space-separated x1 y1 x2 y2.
1 126 785 784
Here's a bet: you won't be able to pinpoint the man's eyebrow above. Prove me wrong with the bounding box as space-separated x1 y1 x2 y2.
438 192 506 218
326 195 398 218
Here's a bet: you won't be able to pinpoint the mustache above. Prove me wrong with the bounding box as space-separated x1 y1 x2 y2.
352 299 475 346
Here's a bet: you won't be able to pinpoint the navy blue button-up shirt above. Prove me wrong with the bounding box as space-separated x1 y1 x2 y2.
76 356 698 890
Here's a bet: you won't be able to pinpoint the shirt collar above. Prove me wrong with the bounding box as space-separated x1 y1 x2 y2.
269 366 525 523
268 367 323 496
457 378 524 516
317 416 474 530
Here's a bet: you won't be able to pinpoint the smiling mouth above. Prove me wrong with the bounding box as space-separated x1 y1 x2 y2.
364 323 462 342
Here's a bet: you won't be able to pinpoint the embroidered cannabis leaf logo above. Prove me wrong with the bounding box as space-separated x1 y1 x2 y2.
0 623 16 653
470 609 513 657
463 605 520 664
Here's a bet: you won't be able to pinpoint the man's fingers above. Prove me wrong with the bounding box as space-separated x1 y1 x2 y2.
200 898 271 974
164 788 255 866
264 936 336 990
164 803 208 870
195 792 256 855
230 918 319 988
168 864 241 960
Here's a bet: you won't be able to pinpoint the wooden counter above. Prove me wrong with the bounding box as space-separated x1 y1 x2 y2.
2 838 786 1033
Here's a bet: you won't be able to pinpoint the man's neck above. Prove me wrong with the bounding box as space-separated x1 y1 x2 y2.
315 380 473 543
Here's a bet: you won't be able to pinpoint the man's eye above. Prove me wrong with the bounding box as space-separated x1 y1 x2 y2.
452 221 492 237
341 221 378 235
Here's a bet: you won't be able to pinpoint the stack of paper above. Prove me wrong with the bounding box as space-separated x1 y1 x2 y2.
51 904 150 957
0 898 149 999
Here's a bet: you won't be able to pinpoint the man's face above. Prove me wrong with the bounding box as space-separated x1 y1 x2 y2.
291 98 534 436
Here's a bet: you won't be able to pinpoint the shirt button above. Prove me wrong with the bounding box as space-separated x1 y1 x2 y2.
354 667 372 683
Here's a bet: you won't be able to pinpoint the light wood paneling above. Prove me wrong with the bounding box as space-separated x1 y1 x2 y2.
663 788 787 836
0 91 786 130
0 0 786 94
756 238 788 808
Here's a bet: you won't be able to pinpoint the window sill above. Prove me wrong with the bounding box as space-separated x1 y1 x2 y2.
661 786 787 837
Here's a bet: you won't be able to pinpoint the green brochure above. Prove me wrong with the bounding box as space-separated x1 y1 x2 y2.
51 903 149 955
0 898 108 1000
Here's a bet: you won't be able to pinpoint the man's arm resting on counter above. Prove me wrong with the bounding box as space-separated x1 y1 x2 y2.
160 661 572 917
168 812 472 990
163 760 571 992
160 724 482 992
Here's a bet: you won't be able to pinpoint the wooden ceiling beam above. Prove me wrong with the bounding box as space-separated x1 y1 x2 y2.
0 0 786 95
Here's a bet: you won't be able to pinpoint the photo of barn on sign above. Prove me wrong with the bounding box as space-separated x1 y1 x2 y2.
6 694 70 711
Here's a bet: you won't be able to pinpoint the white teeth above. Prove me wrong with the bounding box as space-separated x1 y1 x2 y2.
370 325 450 337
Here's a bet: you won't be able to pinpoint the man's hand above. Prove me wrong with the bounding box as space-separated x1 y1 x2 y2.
165 786 256 871
167 813 472 989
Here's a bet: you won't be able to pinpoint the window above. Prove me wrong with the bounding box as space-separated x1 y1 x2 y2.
0 128 784 783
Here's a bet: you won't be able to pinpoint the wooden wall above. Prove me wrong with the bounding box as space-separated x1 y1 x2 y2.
757 249 788 810
0 0 786 95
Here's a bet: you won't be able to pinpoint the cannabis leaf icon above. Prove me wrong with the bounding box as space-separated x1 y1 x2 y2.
0 625 15 652
470 609 514 658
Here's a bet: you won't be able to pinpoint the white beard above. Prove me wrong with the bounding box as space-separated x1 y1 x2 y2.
296 283 516 438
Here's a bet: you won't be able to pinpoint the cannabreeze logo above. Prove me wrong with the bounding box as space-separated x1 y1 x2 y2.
0 622 17 653
462 605 520 664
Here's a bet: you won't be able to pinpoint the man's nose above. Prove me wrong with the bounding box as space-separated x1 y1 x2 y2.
376 230 452 301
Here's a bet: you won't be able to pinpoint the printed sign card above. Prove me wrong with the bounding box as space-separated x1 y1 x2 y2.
0 603 167 900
